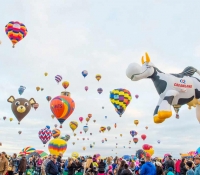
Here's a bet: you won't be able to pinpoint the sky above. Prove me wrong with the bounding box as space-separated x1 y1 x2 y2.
0 0 200 158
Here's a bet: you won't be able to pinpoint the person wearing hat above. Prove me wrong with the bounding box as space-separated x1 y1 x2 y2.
155 161 163 175
140 154 156 175
164 155 174 174
167 167 174 175
194 155 200 175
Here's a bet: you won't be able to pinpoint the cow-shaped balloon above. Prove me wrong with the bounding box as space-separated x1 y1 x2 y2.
126 52 200 123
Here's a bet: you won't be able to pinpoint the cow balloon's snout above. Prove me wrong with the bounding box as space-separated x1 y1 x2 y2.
126 63 142 80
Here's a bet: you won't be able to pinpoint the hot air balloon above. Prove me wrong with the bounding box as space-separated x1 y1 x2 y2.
50 95 75 128
79 117 83 123
95 74 101 81
93 120 96 123
82 138 85 141
51 115 55 119
74 133 76 136
82 70 88 78
3 117 6 120
102 140 104 143
48 138 67 156
135 95 139 99
41 88 44 91
141 134 146 141
90 133 92 135
65 134 70 141
136 149 146 159
134 120 139 126
105 116 107 119
105 138 107 141
107 126 111 131
62 81 69 89
133 138 138 144
69 121 78 132
120 134 122 137
86 117 90 123
90 144 93 148
18 86 26 95
88 114 92 119
173 104 181 119
80 131 82 134
5 21 28 48
52 129 61 138
0 143 2 146
145 126 148 130
114 123 117 128
130 130 137 137
97 88 103 94
33 103 39 110
72 142 75 145
44 72 48 76
9 118 13 122
7 96 36 124
36 87 40 91
157 140 161 144
142 144 152 150
83 126 89 133
54 124 58 128
46 96 52 102
39 126 52 146
110 89 132 116
55 75 62 84
18 131 22 135
100 127 106 133
85 86 88 91
71 152 79 158
102 106 104 109
83 147 86 150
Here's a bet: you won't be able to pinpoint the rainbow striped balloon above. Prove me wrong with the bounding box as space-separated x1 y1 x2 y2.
18 146 36 156
48 138 67 156
5 21 28 48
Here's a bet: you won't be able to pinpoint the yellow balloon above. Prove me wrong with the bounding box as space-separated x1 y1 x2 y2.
95 74 101 81
144 148 154 156
51 115 55 119
83 147 86 151
71 152 79 158
69 121 78 132
9 118 13 122
134 120 139 126
36 87 40 91
48 138 67 156
120 134 122 137
86 117 90 122
44 72 48 76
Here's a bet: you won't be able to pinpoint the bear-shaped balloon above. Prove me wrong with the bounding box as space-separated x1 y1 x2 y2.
7 96 36 124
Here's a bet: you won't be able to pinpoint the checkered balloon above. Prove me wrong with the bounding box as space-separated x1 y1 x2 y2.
39 126 52 145
110 88 132 116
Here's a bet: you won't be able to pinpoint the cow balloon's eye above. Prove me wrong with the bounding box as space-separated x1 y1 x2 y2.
15 101 20 106
24 102 29 107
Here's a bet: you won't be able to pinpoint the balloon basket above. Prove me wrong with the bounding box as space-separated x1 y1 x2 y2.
60 125 62 128
12 45 15 48
18 122 20 124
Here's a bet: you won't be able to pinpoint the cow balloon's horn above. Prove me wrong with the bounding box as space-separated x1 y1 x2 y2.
145 52 150 63
141 56 145 64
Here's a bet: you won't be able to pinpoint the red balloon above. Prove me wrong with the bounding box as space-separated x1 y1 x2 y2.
141 134 146 140
142 144 150 150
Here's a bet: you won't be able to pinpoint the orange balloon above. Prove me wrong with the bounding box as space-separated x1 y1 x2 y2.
62 81 69 89
50 96 75 127
88 114 92 118
134 120 139 126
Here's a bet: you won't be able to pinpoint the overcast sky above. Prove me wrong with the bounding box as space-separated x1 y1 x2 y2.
0 0 200 158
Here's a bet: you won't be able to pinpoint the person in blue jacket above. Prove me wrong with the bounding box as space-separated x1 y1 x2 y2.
46 155 61 175
140 154 156 175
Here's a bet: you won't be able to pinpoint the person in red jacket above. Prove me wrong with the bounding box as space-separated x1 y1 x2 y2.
175 159 181 175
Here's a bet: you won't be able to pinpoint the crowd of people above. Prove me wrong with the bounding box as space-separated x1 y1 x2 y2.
0 151 200 175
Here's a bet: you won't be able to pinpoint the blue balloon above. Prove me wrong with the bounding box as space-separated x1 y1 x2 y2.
18 86 26 95
130 130 137 137
46 125 50 129
123 155 131 160
82 70 88 78
105 116 107 119
196 147 200 154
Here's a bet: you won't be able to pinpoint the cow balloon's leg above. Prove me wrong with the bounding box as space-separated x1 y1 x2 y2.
153 98 165 123
196 104 200 123
157 90 179 122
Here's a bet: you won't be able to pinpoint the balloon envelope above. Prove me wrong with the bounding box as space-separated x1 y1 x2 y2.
38 127 52 144
55 75 62 84
50 96 75 127
48 138 67 156
141 134 146 140
69 121 78 132
52 129 61 138
82 70 88 78
83 126 89 133
110 89 132 116
5 21 28 47
18 86 26 95
62 81 69 89
79 117 83 123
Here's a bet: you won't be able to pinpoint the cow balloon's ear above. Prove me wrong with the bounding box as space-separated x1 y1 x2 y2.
141 56 145 64
7 96 15 103
29 98 36 105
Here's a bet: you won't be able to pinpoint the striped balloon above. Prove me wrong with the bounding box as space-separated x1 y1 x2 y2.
19 146 36 156
48 138 67 156
69 121 78 132
97 88 103 94
5 21 28 48
38 127 52 145
55 75 62 84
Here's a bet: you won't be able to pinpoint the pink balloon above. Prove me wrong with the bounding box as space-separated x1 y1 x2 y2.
135 95 139 99
85 86 88 91
79 117 83 123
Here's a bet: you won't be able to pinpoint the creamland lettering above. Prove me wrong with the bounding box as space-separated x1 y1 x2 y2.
174 83 192 88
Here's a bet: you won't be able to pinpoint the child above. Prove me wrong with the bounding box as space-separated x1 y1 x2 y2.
186 161 194 175
107 165 112 175
167 167 174 175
